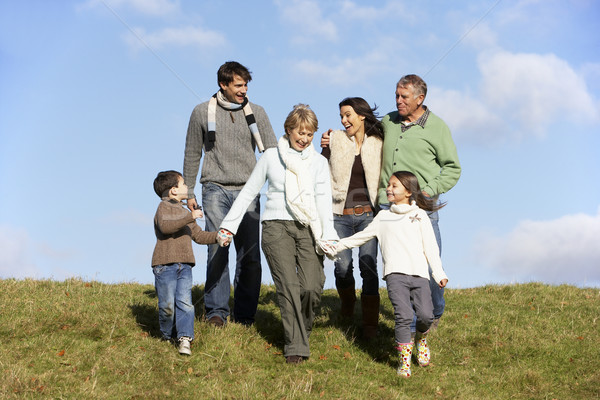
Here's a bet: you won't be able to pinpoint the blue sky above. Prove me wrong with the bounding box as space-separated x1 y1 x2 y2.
1 0 599 289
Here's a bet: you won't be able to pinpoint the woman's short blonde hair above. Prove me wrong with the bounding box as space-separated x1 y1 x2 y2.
283 104 319 136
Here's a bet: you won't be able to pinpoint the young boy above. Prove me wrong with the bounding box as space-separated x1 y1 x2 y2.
152 170 218 355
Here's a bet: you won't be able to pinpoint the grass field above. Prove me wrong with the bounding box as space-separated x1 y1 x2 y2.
0 279 598 399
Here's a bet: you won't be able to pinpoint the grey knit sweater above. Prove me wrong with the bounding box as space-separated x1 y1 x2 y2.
183 99 277 196
151 198 218 267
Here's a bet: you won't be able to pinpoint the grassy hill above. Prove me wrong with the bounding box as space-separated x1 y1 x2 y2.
1 279 598 399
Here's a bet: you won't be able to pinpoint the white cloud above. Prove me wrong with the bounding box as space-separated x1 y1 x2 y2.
338 0 407 21
276 0 338 43
339 0 382 20
427 87 506 144
475 207 600 287
82 0 180 16
0 226 41 279
479 50 600 135
461 21 499 51
125 26 227 52
429 50 600 144
291 50 390 87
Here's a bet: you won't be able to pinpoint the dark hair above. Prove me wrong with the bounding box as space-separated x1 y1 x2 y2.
397 74 427 99
217 61 252 86
339 97 384 140
153 170 182 198
391 171 445 211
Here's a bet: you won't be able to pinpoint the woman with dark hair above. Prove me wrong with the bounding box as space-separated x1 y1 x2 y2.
321 97 384 339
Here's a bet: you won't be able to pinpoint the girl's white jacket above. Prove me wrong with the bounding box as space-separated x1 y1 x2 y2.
336 202 448 284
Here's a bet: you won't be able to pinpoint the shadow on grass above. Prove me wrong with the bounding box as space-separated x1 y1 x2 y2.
129 302 162 339
251 287 395 366
254 288 285 352
129 286 208 339
316 290 396 367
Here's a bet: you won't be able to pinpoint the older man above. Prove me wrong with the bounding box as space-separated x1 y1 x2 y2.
183 61 277 326
378 74 461 330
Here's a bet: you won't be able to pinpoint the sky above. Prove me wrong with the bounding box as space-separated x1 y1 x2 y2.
1 0 599 289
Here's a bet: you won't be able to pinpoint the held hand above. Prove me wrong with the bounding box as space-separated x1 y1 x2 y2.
187 198 198 212
320 129 332 148
191 208 204 219
320 240 338 259
217 228 233 247
439 279 448 289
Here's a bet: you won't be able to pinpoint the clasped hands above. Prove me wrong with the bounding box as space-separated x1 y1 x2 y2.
217 228 233 247
318 240 339 260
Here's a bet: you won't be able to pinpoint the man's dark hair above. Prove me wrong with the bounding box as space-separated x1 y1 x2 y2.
217 61 252 86
153 170 182 198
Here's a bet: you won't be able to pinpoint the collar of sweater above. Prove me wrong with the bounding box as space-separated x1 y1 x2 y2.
390 201 418 214
278 136 314 160
162 197 184 206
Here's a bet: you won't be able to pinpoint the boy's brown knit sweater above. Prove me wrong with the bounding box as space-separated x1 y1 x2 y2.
151 198 218 267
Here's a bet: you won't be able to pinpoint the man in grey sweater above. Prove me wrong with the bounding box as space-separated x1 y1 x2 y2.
183 61 277 326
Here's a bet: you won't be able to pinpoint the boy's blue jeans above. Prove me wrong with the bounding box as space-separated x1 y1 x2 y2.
153 263 195 340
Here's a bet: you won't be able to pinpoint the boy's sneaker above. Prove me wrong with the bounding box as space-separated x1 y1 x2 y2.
178 337 192 356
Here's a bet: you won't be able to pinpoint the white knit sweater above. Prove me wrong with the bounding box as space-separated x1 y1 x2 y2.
220 146 338 241
336 203 448 284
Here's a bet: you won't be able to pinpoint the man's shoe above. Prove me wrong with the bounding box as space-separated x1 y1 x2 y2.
178 337 192 356
207 315 225 327
286 355 304 364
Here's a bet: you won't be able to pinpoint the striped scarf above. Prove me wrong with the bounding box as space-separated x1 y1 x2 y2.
207 91 265 152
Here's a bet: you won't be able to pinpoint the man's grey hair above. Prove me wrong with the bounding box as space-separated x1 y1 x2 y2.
397 74 427 99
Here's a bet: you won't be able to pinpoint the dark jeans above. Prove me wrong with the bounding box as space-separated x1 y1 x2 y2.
202 182 262 325
332 212 379 295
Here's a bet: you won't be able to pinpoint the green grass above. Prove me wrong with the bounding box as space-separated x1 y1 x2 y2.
0 279 598 399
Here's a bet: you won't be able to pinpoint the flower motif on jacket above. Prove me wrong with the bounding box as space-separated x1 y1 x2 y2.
409 213 421 223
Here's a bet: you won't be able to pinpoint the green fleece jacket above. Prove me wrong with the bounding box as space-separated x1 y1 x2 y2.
377 109 461 204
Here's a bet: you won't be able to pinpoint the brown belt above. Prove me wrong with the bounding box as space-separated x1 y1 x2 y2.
342 205 372 216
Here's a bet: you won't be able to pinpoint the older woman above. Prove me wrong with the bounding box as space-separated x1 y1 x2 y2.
321 97 384 339
219 104 338 364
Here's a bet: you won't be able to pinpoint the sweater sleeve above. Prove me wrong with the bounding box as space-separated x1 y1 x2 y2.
314 155 338 240
183 104 206 199
189 222 218 245
337 214 379 251
155 202 195 235
423 124 461 196
220 151 270 234
419 210 448 284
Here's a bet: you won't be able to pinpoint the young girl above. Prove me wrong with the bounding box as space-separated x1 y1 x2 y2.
329 171 448 378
